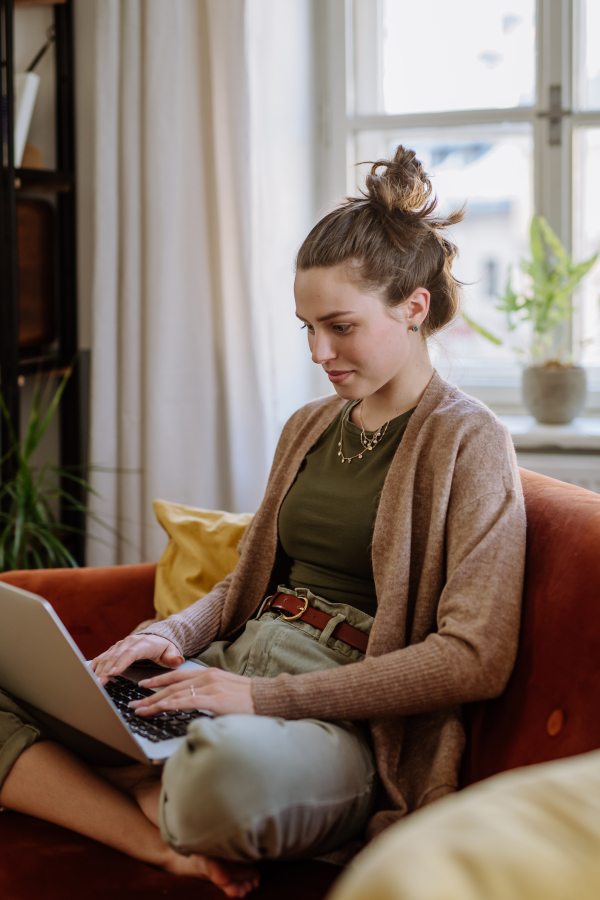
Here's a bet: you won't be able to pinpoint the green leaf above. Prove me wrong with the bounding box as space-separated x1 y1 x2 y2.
571 253 599 282
491 215 599 359
462 313 503 345
32 367 72 454
529 217 547 272
1 361 139 571
536 216 568 265
495 267 522 330
0 392 19 449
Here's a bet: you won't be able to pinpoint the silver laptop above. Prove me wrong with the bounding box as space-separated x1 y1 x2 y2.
0 580 212 764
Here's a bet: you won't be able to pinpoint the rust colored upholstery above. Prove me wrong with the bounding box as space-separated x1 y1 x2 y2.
2 467 600 898
462 468 600 785
0 563 157 660
0 814 339 900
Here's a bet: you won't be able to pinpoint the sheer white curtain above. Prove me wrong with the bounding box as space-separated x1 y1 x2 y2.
81 0 316 565
245 0 325 441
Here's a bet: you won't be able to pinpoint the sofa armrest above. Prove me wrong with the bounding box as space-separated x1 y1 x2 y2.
0 564 157 659
462 469 600 786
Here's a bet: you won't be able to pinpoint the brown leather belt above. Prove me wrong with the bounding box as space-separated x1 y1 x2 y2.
263 592 369 654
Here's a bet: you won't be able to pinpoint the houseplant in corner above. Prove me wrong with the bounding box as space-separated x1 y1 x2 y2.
495 215 598 424
0 370 114 570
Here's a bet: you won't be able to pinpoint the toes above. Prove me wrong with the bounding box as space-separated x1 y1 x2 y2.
204 858 260 896
205 859 231 886
223 883 255 899
167 851 259 896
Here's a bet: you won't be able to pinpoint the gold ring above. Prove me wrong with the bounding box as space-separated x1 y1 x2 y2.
190 685 196 697
280 596 309 621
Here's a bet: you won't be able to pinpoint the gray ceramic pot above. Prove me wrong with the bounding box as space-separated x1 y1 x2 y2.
521 365 587 424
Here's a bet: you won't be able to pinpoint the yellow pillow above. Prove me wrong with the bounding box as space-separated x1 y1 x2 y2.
153 500 253 619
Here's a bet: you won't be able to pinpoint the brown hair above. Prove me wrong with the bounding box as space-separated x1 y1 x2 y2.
296 145 465 336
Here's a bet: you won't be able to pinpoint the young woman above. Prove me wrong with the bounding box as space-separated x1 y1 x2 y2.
0 147 526 898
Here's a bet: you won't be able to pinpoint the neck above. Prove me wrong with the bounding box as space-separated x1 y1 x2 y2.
358 349 434 431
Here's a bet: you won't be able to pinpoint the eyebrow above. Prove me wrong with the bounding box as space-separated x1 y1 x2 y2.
296 310 355 323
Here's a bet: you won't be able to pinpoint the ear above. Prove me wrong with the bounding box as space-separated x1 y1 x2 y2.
405 287 430 328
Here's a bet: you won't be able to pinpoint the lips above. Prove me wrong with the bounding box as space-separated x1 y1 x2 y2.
325 370 353 384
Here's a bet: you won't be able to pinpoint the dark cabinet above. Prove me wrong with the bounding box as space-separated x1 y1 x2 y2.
17 198 55 348
0 0 83 562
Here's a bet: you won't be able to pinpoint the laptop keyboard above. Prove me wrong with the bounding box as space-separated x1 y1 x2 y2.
104 675 206 743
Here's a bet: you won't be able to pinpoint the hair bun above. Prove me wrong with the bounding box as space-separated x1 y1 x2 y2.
363 145 435 218
296 143 466 340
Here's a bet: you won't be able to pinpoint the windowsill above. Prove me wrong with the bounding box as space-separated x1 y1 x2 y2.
499 415 600 452
436 363 600 418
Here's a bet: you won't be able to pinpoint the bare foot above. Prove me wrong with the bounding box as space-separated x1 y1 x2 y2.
163 848 260 897
97 765 259 896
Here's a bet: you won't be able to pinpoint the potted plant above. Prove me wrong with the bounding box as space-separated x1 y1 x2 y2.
0 370 115 570
467 216 598 425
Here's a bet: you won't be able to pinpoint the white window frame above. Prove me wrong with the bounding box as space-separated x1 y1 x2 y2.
314 0 600 415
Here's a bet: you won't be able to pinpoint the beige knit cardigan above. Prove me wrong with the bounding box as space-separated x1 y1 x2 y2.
144 371 526 839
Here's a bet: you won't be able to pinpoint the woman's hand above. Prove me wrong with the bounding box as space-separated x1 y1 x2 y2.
129 667 255 717
91 635 184 685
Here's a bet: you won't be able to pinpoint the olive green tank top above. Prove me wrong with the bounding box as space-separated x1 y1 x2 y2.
277 401 414 616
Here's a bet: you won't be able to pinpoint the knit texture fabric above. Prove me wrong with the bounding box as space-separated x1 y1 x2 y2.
143 371 526 839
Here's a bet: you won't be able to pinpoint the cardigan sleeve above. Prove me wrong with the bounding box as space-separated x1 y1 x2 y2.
138 571 234 657
251 484 526 721
138 525 254 656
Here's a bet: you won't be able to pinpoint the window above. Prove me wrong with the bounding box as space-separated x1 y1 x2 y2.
315 0 600 412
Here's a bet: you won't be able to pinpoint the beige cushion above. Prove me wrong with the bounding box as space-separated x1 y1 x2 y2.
153 500 253 620
329 750 600 900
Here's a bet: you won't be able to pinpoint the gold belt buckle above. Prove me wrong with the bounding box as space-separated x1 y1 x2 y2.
280 596 309 621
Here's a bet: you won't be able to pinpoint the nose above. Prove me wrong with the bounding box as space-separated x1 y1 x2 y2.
310 330 337 365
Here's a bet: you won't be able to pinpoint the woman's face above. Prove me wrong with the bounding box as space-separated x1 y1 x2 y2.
294 264 430 402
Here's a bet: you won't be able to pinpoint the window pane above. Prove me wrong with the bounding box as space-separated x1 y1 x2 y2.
574 128 600 364
354 0 536 115
354 125 533 369
576 0 600 110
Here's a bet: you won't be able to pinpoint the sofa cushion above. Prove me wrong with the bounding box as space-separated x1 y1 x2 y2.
328 749 600 900
153 500 252 619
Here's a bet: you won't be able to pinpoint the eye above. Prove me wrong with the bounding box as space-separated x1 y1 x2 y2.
300 323 315 334
332 324 352 334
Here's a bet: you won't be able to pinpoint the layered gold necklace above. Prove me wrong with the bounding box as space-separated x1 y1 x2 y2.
338 401 390 464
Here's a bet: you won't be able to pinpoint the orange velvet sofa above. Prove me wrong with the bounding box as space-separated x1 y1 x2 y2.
1 468 600 900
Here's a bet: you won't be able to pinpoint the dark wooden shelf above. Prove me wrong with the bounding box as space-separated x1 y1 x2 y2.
15 1 66 8
18 353 71 376
15 168 73 193
1 0 83 561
